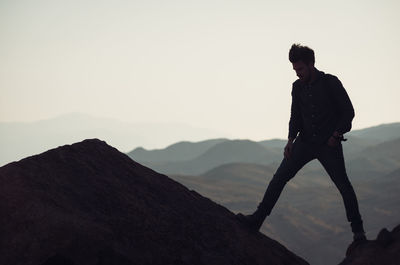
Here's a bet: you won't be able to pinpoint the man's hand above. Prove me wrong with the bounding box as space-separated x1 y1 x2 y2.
284 138 294 159
327 136 340 147
327 131 341 147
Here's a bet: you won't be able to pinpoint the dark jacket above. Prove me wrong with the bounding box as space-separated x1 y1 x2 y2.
288 70 355 144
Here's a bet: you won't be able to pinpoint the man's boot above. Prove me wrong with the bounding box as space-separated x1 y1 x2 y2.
236 206 268 232
346 221 367 256
353 231 367 242
351 220 367 242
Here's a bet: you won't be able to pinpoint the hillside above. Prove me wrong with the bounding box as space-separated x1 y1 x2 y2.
172 163 276 208
0 139 308 265
347 137 400 178
171 161 400 265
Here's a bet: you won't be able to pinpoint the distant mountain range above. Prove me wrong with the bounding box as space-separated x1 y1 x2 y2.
2 113 398 170
134 140 281 176
0 113 227 166
131 138 228 163
128 122 400 177
350 123 400 142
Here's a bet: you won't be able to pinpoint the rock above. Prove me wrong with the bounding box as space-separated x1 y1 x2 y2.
0 139 309 265
41 254 76 265
340 224 400 265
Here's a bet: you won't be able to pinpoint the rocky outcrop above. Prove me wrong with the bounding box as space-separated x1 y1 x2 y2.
340 225 400 265
0 139 308 265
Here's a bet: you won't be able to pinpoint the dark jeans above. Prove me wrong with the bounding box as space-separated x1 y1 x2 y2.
256 139 364 233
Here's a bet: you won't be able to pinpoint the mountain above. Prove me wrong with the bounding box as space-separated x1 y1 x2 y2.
340 225 400 265
356 168 400 228
375 167 400 185
348 122 400 143
140 140 282 176
258 139 287 151
0 139 309 265
347 137 400 180
128 123 400 177
128 138 228 164
0 113 227 167
341 135 380 156
172 163 276 209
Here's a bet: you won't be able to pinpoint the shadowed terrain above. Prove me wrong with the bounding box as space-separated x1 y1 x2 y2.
0 139 309 265
340 225 400 265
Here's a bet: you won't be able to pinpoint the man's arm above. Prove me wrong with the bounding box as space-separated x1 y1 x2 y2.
288 84 301 139
286 84 301 158
328 75 355 135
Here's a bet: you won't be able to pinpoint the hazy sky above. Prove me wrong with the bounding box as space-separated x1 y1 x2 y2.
1 0 399 142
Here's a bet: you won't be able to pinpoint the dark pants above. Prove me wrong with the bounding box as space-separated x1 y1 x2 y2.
256 139 364 233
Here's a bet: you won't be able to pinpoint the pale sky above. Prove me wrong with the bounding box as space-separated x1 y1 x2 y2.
1 0 399 142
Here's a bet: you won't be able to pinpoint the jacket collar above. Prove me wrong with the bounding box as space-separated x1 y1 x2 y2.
299 69 324 87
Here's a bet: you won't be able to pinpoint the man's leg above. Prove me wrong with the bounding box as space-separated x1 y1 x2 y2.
239 139 315 230
317 144 365 239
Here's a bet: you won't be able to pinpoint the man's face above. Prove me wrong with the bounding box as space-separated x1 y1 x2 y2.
292 61 313 83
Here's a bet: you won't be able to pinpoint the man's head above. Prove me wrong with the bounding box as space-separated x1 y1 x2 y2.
289 44 315 83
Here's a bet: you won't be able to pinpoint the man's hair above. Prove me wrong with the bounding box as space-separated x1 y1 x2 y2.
289 44 315 64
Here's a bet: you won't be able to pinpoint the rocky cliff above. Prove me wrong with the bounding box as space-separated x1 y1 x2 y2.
340 225 400 265
0 139 308 265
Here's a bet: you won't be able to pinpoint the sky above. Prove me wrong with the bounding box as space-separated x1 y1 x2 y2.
1 0 399 143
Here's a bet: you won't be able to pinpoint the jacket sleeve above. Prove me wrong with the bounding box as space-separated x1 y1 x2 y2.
328 75 355 134
288 83 301 139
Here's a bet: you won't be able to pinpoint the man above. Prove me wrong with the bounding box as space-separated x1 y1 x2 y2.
237 44 366 243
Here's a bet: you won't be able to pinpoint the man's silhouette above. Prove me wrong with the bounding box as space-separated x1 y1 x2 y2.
237 44 366 242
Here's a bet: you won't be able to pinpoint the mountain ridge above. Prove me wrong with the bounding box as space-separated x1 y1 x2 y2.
127 123 400 177
128 138 228 163
349 122 400 142
137 139 281 176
